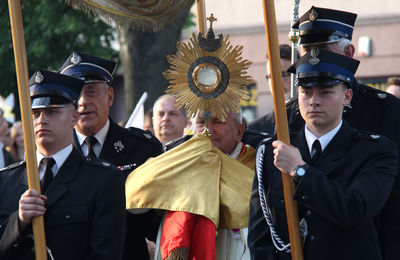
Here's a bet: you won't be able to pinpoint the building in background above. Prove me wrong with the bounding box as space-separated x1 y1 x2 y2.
182 0 400 121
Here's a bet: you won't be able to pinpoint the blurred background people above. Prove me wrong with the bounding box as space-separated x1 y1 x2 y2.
152 94 189 145
385 77 400 98
6 121 24 161
144 108 154 134
0 108 14 168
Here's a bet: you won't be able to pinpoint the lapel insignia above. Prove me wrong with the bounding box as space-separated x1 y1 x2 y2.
308 48 320 65
143 133 152 139
309 8 318 21
113 141 124 152
370 134 380 139
377 93 387 99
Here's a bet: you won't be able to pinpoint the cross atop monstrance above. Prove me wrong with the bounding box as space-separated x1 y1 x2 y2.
207 13 217 29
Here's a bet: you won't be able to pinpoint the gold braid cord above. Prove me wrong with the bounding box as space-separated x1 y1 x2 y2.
163 32 253 120
64 0 194 30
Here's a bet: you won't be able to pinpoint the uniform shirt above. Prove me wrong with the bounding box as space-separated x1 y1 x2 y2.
75 119 109 157
36 145 72 180
304 120 342 154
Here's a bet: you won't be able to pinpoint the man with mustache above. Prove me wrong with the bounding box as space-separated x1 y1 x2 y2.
248 49 398 260
0 70 125 259
60 52 163 260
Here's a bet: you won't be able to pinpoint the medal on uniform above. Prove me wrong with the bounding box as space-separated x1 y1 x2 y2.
113 141 124 152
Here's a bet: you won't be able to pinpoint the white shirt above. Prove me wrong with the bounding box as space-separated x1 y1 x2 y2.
75 119 110 157
304 120 343 155
36 145 72 180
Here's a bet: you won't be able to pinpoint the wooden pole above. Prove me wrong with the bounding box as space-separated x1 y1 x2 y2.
7 0 48 259
261 0 304 259
195 0 207 35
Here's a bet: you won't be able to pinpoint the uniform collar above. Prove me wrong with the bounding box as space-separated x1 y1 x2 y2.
75 118 110 148
36 144 73 177
304 120 342 154
229 141 244 160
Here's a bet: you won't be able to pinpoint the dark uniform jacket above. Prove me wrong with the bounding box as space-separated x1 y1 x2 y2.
0 148 126 260
248 121 398 260
248 82 400 260
73 119 163 260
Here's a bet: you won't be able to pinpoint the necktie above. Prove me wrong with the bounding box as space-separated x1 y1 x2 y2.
311 140 322 164
85 136 98 158
41 157 55 193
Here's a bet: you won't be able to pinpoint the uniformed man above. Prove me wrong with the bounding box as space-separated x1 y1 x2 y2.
255 7 400 259
59 52 163 260
248 49 398 260
0 70 126 259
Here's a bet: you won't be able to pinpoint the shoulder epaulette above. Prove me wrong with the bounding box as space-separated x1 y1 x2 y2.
164 135 193 151
353 131 381 142
357 84 391 102
83 157 117 170
258 135 274 147
127 127 162 146
0 161 25 172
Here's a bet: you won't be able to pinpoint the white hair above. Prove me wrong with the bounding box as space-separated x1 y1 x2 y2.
336 38 351 52
230 111 243 125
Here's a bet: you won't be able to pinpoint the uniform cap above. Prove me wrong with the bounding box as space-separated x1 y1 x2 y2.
288 48 360 87
293 6 357 46
59 51 116 84
29 69 85 109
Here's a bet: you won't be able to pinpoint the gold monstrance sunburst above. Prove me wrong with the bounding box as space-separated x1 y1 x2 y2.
163 14 253 121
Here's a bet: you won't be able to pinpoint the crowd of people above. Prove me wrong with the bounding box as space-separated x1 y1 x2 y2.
0 5 400 260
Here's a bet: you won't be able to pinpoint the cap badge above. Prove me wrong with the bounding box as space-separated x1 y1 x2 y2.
308 48 320 65
309 8 318 21
113 141 124 153
71 52 82 65
370 134 380 139
35 71 44 84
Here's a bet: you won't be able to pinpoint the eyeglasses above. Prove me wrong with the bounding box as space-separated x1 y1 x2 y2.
266 71 291 79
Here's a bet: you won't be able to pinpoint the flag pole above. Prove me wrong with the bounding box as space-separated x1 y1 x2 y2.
195 0 207 35
261 0 304 259
7 0 48 259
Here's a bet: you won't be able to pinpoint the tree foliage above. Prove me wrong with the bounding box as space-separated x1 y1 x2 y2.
0 0 117 98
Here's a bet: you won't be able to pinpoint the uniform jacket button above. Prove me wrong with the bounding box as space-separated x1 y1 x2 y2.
65 214 71 220
310 235 315 240
306 210 312 216
301 195 309 200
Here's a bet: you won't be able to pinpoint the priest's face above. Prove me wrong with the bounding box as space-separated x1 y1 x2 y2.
194 113 245 154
